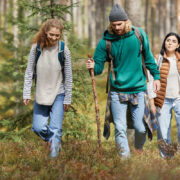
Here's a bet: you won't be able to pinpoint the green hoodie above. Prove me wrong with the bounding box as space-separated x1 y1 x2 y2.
93 27 160 94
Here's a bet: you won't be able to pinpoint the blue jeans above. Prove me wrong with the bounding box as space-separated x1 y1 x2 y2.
110 91 146 157
157 98 180 157
32 93 65 144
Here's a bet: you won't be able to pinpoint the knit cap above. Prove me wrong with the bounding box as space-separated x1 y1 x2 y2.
109 4 128 22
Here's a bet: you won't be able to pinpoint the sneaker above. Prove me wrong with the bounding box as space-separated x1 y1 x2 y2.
50 139 60 159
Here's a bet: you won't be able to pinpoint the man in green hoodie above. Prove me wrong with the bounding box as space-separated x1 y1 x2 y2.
86 4 160 157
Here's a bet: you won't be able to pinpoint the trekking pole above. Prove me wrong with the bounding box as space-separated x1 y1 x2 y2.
88 54 103 154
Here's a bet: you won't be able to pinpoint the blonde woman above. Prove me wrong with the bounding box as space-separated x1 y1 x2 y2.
23 19 72 158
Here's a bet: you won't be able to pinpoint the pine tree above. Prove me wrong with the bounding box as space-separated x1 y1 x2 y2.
0 0 73 138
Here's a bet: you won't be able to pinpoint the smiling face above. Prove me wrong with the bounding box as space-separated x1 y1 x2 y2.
46 27 61 46
111 21 126 35
165 35 179 54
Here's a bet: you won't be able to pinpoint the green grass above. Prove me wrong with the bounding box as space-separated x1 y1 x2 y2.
1 71 180 179
1 43 180 179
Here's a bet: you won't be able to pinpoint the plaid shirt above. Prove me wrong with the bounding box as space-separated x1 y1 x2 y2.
103 91 158 141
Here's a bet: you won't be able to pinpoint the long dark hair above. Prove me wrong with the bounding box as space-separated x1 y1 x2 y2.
160 32 180 55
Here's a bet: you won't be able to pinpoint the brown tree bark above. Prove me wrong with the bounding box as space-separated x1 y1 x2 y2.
88 0 96 48
170 0 177 32
0 0 2 41
125 0 142 27
95 0 103 45
88 54 103 154
3 0 7 35
145 0 149 34
158 0 166 43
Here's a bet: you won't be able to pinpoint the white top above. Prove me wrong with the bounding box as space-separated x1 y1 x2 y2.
23 42 72 105
35 43 63 105
147 70 156 99
166 56 180 98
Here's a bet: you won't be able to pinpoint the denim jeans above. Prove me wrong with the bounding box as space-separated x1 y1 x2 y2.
32 93 65 145
110 91 146 157
157 98 180 157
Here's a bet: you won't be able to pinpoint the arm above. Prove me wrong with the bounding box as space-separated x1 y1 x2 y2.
147 70 157 99
63 45 73 108
92 39 107 75
139 28 160 81
147 70 157 114
23 44 36 105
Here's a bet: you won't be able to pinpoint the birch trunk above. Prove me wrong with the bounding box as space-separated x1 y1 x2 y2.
170 0 177 32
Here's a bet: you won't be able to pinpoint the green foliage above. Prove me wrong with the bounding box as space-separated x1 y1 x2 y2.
59 33 96 140
20 0 74 20
0 0 85 141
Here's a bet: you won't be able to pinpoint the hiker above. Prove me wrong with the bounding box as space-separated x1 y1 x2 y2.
151 32 180 158
23 19 72 158
86 4 160 157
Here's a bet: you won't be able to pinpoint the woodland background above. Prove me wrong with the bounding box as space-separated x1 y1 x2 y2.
0 0 180 179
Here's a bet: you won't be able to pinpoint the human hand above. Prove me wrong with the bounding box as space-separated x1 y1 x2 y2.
86 59 95 70
23 99 30 106
151 104 157 114
64 104 70 111
153 80 160 93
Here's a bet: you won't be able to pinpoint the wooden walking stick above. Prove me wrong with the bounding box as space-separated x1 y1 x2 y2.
88 54 103 154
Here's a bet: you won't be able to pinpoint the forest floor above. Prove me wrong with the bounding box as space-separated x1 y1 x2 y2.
1 74 180 180
1 44 180 179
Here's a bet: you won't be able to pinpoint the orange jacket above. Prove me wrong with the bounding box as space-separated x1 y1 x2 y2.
154 52 180 108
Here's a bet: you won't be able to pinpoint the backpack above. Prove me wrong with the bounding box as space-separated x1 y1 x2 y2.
33 40 65 84
105 27 149 93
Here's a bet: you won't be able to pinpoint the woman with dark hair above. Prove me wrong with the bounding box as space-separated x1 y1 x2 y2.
151 32 180 158
23 19 72 158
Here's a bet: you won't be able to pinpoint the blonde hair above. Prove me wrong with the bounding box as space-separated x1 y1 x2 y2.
107 20 132 34
32 19 64 49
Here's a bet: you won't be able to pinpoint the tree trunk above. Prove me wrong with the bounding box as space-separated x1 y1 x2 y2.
95 0 102 45
13 0 18 48
77 0 82 39
170 0 177 32
72 0 77 35
0 0 2 41
166 0 171 34
84 0 89 38
125 0 142 27
177 0 180 34
151 6 155 53
112 0 123 5
158 0 166 43
3 0 7 35
144 0 149 34
88 0 96 48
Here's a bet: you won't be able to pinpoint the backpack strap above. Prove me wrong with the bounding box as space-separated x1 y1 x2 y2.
58 41 65 67
33 41 65 85
33 44 41 85
106 40 115 93
134 27 149 82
